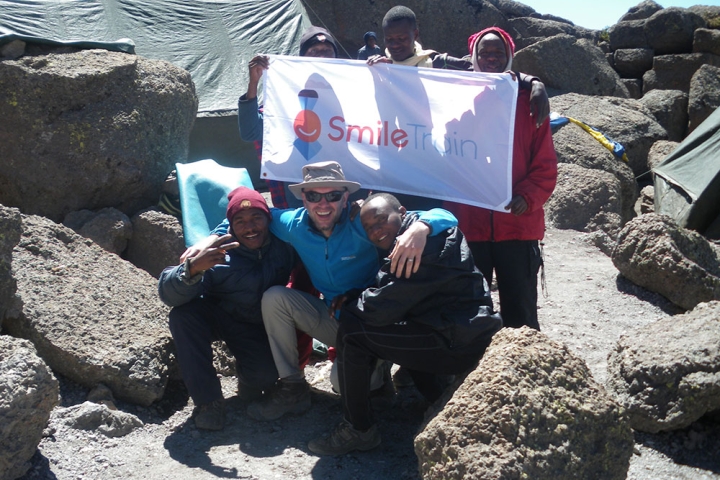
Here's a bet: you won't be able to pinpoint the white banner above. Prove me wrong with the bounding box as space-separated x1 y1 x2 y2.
260 55 517 210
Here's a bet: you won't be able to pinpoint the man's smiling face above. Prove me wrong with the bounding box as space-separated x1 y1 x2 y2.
360 196 405 250
231 208 269 250
302 187 348 237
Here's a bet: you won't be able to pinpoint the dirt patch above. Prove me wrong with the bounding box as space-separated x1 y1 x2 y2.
19 227 720 480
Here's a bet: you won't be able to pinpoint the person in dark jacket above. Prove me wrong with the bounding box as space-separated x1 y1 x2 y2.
356 31 383 60
308 193 502 456
158 187 296 431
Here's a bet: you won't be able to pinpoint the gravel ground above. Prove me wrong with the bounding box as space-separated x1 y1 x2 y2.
18 227 720 480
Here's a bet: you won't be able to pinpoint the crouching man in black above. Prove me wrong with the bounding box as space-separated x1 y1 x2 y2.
309 193 502 455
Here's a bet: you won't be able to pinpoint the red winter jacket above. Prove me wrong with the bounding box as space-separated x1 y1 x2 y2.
445 88 557 242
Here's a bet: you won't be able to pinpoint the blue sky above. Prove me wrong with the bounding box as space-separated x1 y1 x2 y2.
518 0 720 30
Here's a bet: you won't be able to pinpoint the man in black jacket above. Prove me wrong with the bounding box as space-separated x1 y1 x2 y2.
159 187 296 431
308 193 502 455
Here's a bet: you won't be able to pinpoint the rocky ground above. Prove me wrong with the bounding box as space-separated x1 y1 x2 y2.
18 227 720 480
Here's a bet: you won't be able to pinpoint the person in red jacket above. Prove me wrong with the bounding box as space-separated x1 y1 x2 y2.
444 27 558 330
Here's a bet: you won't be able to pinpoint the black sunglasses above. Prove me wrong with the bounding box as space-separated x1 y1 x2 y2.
303 190 346 203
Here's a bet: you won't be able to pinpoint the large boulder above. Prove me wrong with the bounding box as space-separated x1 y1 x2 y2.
550 120 637 224
415 327 633 480
3 214 174 406
612 214 720 310
551 93 667 179
0 205 22 325
125 208 185 278
0 336 59 480
608 19 650 50
0 49 197 222
63 207 133 256
606 301 720 433
613 47 654 79
507 17 596 43
642 53 720 94
687 64 720 134
644 7 706 55
647 140 679 171
513 34 629 98
638 89 688 142
692 28 720 56
546 163 623 237
618 0 664 22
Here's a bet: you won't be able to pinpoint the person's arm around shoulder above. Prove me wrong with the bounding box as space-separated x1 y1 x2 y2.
515 72 549 128
389 208 457 278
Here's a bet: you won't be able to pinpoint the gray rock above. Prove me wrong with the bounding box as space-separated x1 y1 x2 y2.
621 78 643 99
550 120 637 224
0 49 197 222
485 0 535 18
126 208 185 278
609 19 649 50
687 5 720 24
639 89 688 142
688 64 720 134
507 17 596 42
0 205 22 325
644 7 707 55
611 214 720 310
63 208 133 255
551 92 665 193
647 140 680 171
639 185 655 214
51 402 144 437
619 0 664 22
642 53 720 94
0 336 59 480
607 301 720 433
546 163 623 237
3 214 173 406
513 34 629 98
415 327 633 480
0 39 25 60
693 28 720 56
613 48 654 78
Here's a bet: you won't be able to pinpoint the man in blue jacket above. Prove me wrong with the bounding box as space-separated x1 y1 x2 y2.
159 187 296 430
198 161 458 421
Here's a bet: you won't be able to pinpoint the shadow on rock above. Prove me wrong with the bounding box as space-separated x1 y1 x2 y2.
634 415 720 473
615 274 684 315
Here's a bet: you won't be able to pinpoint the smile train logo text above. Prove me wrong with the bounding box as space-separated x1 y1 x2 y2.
293 89 322 161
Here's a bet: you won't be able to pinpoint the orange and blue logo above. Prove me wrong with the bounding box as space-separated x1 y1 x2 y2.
293 89 322 160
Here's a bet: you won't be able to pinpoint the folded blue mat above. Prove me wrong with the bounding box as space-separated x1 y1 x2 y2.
176 159 254 247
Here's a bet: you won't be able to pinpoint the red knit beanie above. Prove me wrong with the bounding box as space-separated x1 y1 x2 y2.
226 187 270 223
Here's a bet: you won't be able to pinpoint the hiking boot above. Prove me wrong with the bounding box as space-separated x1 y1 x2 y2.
246 380 311 421
308 420 381 456
194 399 225 431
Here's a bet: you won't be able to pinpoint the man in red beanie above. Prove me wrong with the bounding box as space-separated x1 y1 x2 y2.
159 187 297 431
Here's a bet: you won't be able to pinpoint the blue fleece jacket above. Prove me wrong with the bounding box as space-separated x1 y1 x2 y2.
212 205 457 305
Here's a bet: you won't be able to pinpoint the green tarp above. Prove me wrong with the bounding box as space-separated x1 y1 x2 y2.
0 0 310 114
653 107 720 239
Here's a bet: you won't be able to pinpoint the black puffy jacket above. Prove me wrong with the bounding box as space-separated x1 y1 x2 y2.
341 213 502 349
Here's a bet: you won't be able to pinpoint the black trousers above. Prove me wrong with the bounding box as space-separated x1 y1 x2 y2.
168 299 278 405
337 316 489 431
469 240 542 330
